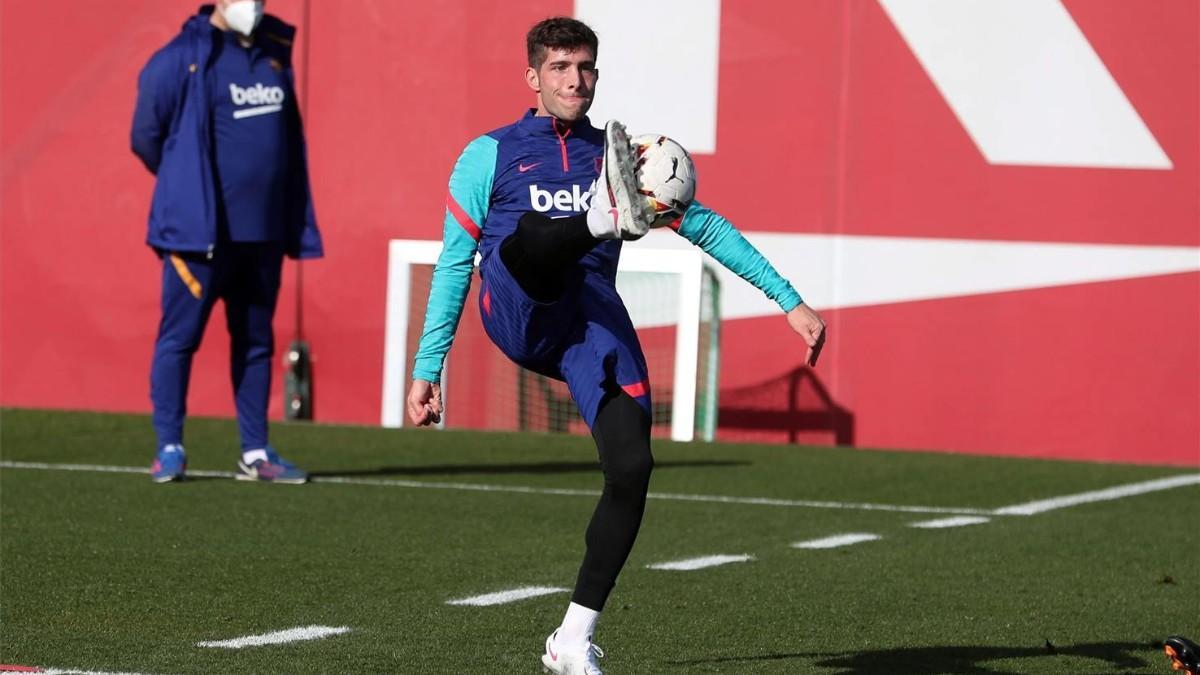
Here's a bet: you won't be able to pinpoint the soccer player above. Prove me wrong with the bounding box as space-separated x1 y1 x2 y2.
407 17 826 673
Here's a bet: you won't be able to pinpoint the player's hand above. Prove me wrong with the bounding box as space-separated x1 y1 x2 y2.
786 303 827 367
407 379 443 426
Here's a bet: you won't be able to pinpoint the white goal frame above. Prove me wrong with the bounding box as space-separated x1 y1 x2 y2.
381 239 712 441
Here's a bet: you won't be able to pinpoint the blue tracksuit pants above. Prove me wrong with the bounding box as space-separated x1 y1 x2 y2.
150 243 284 450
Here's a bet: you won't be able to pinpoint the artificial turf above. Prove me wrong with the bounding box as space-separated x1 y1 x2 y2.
1 408 1196 673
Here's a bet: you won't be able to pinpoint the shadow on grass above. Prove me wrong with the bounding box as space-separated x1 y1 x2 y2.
309 459 748 478
666 641 1156 674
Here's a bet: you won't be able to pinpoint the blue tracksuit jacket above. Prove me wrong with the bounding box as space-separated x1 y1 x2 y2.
413 110 804 389
130 5 323 259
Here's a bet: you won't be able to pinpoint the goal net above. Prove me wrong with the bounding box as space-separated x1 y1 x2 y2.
381 240 720 441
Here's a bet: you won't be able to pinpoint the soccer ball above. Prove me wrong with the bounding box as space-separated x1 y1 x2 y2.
632 134 696 228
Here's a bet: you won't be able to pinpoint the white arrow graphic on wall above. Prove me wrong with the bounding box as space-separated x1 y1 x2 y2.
878 0 1173 169
639 230 1200 319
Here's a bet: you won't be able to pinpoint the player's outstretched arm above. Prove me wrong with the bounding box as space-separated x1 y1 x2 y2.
407 379 443 426
672 200 827 366
410 135 496 386
670 201 804 311
787 303 826 367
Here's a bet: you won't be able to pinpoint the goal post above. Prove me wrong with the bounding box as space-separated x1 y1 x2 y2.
381 239 720 441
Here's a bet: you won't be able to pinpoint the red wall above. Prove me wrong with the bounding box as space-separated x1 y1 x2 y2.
2 1 1196 465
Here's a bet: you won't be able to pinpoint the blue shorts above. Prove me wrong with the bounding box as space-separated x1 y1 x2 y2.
477 253 651 428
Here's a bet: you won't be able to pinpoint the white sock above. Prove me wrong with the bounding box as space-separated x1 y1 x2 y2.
555 602 600 651
241 448 269 465
586 201 618 239
585 176 619 239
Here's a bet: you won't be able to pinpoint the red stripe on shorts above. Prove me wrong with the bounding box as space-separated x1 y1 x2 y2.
621 380 649 398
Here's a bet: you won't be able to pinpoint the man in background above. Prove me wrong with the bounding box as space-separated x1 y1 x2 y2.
131 0 323 484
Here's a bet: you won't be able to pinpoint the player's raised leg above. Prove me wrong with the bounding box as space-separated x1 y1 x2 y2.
586 120 654 241
500 119 651 304
499 210 602 303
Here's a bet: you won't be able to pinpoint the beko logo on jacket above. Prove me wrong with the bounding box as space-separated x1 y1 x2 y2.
528 184 593 213
229 83 285 118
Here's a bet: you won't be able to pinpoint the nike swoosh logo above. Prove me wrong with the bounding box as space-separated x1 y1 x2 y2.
518 162 541 172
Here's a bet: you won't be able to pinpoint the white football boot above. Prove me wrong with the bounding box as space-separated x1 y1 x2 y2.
586 120 654 241
541 629 606 675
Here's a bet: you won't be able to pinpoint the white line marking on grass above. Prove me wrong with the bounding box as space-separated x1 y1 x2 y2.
909 516 992 529
647 554 754 571
196 625 350 648
319 476 989 515
792 533 881 549
37 662 160 667
0 461 235 479
317 475 600 498
37 669 160 675
447 586 567 606
643 491 990 515
993 474 1200 516
0 461 992 516
13 461 1194 518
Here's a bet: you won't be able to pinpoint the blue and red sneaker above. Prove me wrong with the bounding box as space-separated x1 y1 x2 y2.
236 447 307 484
151 444 187 483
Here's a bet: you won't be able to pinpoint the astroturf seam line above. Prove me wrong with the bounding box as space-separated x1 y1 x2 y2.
0 460 994 515
991 473 1200 515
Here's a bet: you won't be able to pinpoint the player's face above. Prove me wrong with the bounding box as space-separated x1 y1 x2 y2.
526 47 598 122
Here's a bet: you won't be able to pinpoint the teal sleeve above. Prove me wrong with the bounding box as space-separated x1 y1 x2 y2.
674 201 804 312
411 136 497 383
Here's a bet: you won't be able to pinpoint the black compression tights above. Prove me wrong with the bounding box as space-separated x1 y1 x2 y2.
501 211 651 609
499 211 596 303
572 391 654 611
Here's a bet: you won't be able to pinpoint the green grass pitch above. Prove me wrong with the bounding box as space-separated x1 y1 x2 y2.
1 408 1197 673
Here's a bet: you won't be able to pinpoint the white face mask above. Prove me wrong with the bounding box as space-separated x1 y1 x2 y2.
222 1 264 37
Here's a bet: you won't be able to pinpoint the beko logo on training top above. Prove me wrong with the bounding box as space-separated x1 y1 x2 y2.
230 83 285 105
528 184 593 213
228 83 285 119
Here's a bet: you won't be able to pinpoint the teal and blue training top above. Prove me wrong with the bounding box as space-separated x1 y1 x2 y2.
412 111 803 384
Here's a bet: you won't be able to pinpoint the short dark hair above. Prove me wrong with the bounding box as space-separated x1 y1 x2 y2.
526 17 599 69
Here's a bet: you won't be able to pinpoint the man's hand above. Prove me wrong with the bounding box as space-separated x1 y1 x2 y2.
407 379 443 426
786 303 827 367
